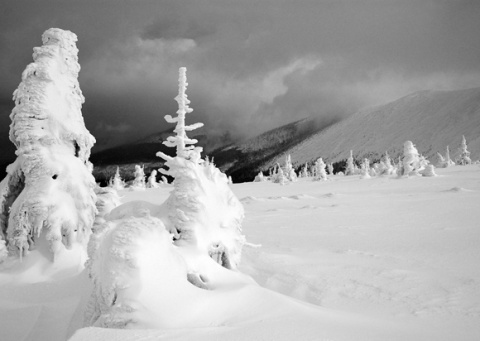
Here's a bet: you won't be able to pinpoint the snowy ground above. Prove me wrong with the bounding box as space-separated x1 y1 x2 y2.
1 165 480 341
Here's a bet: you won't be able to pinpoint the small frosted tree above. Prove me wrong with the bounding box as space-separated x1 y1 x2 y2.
313 158 328 181
360 158 371 179
456 135 472 165
445 145 455 167
147 169 160 188
402 141 421 177
345 150 356 176
299 163 309 178
108 166 125 190
327 163 334 176
421 164 437 177
130 165 146 190
253 171 265 182
284 154 297 182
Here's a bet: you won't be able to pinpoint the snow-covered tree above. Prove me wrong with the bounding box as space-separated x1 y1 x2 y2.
421 164 437 177
327 163 334 176
147 169 160 188
108 167 125 191
345 150 356 176
401 141 422 177
0 29 97 261
284 154 297 182
378 151 394 175
445 145 455 167
313 158 328 181
156 67 245 269
130 165 146 190
298 163 308 178
456 135 472 165
159 67 204 162
254 171 265 182
437 145 455 168
360 158 371 179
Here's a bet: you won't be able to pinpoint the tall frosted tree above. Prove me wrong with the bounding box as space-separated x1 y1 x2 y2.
0 29 96 261
157 67 245 269
159 67 204 163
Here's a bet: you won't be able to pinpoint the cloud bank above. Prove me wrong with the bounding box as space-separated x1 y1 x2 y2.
1 0 480 151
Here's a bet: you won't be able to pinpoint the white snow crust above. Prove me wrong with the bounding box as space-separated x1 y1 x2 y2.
1 165 479 341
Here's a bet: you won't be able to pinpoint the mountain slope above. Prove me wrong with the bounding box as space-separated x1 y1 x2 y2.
210 116 338 182
267 87 480 168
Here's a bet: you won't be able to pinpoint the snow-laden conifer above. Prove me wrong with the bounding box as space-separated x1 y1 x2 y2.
0 28 96 261
156 67 245 269
360 159 371 179
130 165 146 190
108 167 125 191
313 158 328 181
284 154 297 182
402 141 422 177
345 150 356 176
147 169 160 188
327 163 334 176
456 135 472 165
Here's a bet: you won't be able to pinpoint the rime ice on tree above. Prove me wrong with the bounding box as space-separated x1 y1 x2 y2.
0 28 96 261
313 158 328 181
401 141 422 177
456 135 472 165
159 67 204 162
360 158 371 179
345 150 356 176
147 170 160 188
108 167 125 190
284 155 297 182
130 165 146 190
157 67 245 269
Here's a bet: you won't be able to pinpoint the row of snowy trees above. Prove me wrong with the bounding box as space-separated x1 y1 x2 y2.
258 135 476 184
108 166 169 191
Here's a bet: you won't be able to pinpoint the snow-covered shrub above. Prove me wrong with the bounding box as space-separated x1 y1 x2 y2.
313 158 327 181
108 167 125 190
456 135 472 165
421 164 437 177
130 165 146 190
157 68 245 269
147 170 160 188
0 28 96 260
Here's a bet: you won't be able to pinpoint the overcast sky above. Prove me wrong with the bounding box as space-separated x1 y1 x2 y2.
1 0 480 151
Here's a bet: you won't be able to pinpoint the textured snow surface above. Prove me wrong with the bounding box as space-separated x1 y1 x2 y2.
1 165 479 340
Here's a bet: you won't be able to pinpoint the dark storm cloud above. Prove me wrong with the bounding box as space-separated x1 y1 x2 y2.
1 0 480 154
